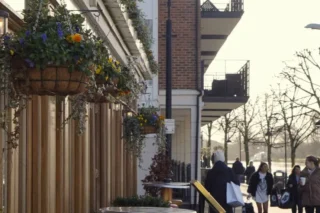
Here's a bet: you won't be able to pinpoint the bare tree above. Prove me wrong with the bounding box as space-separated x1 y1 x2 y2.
281 49 320 116
273 87 316 166
207 122 213 148
215 111 238 163
257 93 282 171
236 98 260 166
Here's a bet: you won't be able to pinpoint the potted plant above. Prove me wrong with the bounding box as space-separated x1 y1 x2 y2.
113 195 170 207
2 1 100 96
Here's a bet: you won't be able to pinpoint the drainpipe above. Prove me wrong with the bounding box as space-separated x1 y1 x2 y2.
194 0 202 208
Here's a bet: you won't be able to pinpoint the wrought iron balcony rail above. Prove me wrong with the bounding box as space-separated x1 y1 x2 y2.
200 0 244 12
202 60 250 98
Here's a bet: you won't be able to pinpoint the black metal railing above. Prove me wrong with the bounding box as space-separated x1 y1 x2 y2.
203 60 250 98
200 0 244 12
172 161 191 202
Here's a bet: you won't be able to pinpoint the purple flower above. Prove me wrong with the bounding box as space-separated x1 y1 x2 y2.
25 59 34 68
25 30 31 37
19 38 25 45
75 25 80 33
4 35 10 41
41 33 47 42
56 22 63 38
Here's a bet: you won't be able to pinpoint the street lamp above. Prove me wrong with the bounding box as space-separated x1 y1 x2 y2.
226 139 232 143
0 10 9 35
315 120 320 127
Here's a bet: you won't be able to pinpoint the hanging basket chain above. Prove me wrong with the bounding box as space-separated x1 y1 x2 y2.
32 0 44 32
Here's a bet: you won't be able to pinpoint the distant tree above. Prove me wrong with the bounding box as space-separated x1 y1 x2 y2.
215 111 238 163
273 87 317 166
257 93 282 171
236 98 260 166
281 49 320 116
207 122 213 148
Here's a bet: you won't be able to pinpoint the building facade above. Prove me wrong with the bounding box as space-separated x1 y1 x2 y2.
0 0 154 212
138 0 248 206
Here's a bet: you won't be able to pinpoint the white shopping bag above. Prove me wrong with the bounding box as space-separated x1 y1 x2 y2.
227 182 245 207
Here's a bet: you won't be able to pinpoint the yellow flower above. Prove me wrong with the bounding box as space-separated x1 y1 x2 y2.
116 67 121 72
9 50 14 56
115 60 120 65
105 76 109 81
95 65 102 74
66 35 73 43
108 57 113 64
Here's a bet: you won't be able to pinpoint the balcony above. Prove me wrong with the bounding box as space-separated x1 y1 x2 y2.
200 0 244 72
201 60 249 126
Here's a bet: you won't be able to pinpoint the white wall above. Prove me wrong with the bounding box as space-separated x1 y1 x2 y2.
136 0 159 196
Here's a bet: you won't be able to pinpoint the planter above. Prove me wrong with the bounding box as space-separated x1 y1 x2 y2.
141 125 157 134
12 66 89 96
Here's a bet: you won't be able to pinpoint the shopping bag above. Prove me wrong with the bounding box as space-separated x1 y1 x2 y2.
270 188 279 207
279 189 294 209
226 182 245 207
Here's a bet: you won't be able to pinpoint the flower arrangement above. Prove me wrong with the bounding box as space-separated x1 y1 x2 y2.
123 105 166 163
119 0 158 74
2 1 105 96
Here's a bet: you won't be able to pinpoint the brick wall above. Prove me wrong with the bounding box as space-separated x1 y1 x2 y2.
158 0 201 90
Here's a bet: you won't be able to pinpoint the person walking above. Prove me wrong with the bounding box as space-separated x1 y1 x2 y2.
244 161 256 184
232 157 245 183
287 165 303 213
204 150 240 213
247 162 274 213
300 156 320 213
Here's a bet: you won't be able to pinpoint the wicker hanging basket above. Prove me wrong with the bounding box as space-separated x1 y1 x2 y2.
12 65 89 96
141 125 157 134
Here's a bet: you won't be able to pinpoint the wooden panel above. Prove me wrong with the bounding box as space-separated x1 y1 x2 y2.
19 101 27 213
100 104 108 207
56 99 63 213
31 96 41 213
26 100 33 213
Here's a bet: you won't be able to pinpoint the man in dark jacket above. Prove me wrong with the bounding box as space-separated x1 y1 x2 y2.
244 161 256 184
204 150 240 213
232 158 245 183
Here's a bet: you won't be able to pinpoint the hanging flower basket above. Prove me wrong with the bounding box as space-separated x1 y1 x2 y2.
12 64 89 96
141 125 157 134
86 93 110 103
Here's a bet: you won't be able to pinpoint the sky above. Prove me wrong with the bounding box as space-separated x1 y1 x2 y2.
206 0 320 98
203 0 320 142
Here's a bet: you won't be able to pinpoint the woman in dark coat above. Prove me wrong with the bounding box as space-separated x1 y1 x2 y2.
204 150 240 213
247 162 274 213
287 165 303 213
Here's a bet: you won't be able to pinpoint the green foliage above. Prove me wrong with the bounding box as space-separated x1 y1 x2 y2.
120 0 158 74
113 195 170 207
123 105 166 164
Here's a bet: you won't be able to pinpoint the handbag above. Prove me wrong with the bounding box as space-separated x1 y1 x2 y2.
270 188 279 207
242 202 254 213
279 189 294 209
226 182 245 207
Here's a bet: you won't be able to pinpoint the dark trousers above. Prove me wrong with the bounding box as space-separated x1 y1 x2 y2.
305 206 320 213
292 204 303 213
